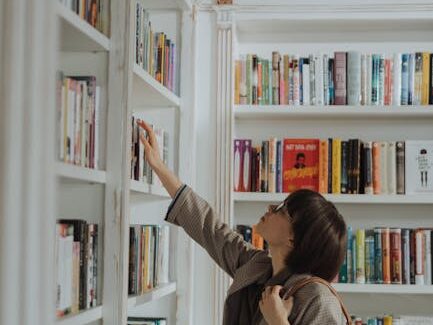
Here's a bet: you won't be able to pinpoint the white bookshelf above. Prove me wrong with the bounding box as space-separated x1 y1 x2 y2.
132 64 181 108
56 306 103 325
234 105 433 120
127 282 177 308
55 162 107 184
144 0 192 11
56 2 110 51
212 2 433 322
130 180 171 198
233 192 433 204
332 283 433 295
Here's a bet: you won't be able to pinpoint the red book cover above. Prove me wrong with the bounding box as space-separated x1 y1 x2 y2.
282 139 320 193
390 228 402 284
382 228 391 284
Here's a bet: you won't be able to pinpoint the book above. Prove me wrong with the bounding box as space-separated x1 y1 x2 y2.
390 228 402 284
405 141 433 193
375 228 383 284
382 228 391 284
347 51 361 105
282 139 320 192
332 138 342 194
356 229 366 284
319 140 329 194
396 141 406 194
334 52 347 105
268 138 277 193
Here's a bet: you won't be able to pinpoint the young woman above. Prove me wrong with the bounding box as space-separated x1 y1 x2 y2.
138 120 349 325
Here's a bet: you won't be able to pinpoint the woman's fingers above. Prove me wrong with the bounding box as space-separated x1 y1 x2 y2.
271 285 283 296
140 133 151 151
137 119 156 146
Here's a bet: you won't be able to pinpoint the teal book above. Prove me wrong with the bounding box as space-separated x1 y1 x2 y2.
346 226 353 283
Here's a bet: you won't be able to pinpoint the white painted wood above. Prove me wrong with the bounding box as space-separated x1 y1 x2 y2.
56 2 110 51
233 192 433 204
0 0 56 324
55 162 107 184
139 0 192 11
132 64 181 108
333 284 433 294
56 306 103 325
127 282 177 308
130 180 171 198
234 105 433 120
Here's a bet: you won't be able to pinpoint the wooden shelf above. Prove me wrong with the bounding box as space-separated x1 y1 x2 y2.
332 283 433 294
132 64 181 108
56 2 110 52
233 192 433 204
55 162 107 184
127 282 177 308
234 105 433 120
56 306 103 325
130 180 171 199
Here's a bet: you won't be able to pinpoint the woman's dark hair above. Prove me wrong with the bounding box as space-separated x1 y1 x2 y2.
284 189 347 282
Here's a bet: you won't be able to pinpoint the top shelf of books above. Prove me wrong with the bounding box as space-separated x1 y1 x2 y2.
56 1 110 52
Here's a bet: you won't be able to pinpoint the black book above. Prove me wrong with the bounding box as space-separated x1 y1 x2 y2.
327 138 333 193
341 141 349 194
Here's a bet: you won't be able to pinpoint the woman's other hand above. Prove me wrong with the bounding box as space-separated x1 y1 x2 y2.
259 285 294 325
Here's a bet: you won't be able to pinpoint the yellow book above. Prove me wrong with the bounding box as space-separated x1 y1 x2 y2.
422 52 430 105
332 138 342 194
283 55 290 105
383 315 393 325
356 229 366 284
234 61 241 105
160 33 165 84
319 140 328 194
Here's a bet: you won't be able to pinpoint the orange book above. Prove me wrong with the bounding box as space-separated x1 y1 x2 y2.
422 52 431 105
252 225 264 250
372 142 381 194
382 227 391 284
257 60 263 103
234 61 241 104
390 228 402 284
332 138 342 194
319 140 329 194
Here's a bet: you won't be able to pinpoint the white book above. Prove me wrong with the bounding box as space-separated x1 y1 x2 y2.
94 86 100 170
378 54 385 106
366 54 372 105
292 55 300 106
347 51 361 105
288 57 294 105
68 84 75 164
302 61 310 105
361 54 367 105
86 225 94 308
387 142 397 194
400 316 433 325
408 53 416 104
243 140 252 192
158 226 170 284
380 142 388 194
405 140 433 194
60 85 66 161
323 54 329 106
315 54 324 106
393 53 402 105
425 230 432 285
81 82 88 167
309 55 316 105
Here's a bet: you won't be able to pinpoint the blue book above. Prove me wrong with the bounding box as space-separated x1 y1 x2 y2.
299 58 304 105
276 140 282 193
368 318 378 325
347 226 353 283
352 233 357 283
401 53 409 105
375 228 383 284
366 234 376 283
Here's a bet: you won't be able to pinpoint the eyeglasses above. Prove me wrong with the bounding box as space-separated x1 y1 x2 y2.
272 201 285 213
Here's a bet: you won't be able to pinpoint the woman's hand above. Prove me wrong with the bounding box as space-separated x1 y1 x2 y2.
259 285 294 325
137 119 182 198
137 119 163 170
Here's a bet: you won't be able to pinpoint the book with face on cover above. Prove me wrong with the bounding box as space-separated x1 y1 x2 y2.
405 141 433 194
282 139 319 193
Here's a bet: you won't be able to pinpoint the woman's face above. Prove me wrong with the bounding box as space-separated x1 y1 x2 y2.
255 203 294 248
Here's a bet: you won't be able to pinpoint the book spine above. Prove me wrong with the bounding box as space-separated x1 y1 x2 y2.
234 60 240 105
268 138 277 193
319 140 328 194
233 140 242 192
332 138 342 194
252 55 258 105
422 52 431 105
272 52 280 105
328 58 335 105
378 55 385 105
430 54 433 105
327 138 333 193
379 142 388 194
243 140 252 192
384 58 392 105
365 234 375 284
288 57 294 105
347 51 361 105
401 54 409 105
410 229 416 284
283 55 289 105
261 141 269 192
352 233 357 283
382 228 391 284
414 53 423 105
371 55 379 105
302 59 310 105
334 52 347 105
353 139 361 194
257 58 263 104
393 54 402 106
387 142 397 195
424 230 432 285
309 54 315 105
367 54 372 105
315 54 324 106
255 146 261 192
239 56 247 105
246 54 252 105
375 228 383 284
356 229 366 284
363 141 373 195
346 226 353 283
293 57 300 106
401 229 411 285
415 229 425 285
323 54 329 105
408 53 415 105
372 142 381 194
340 141 348 194
361 54 367 105
276 140 282 193
390 228 402 284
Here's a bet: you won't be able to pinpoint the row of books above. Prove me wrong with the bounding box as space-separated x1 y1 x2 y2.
236 225 267 250
338 227 432 285
56 220 98 317
128 225 170 296
351 315 433 325
131 117 168 185
234 138 433 195
128 317 167 325
234 52 433 106
135 2 177 94
56 73 101 170
58 0 109 35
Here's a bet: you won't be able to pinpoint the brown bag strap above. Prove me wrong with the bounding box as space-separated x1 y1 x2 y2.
283 276 352 325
